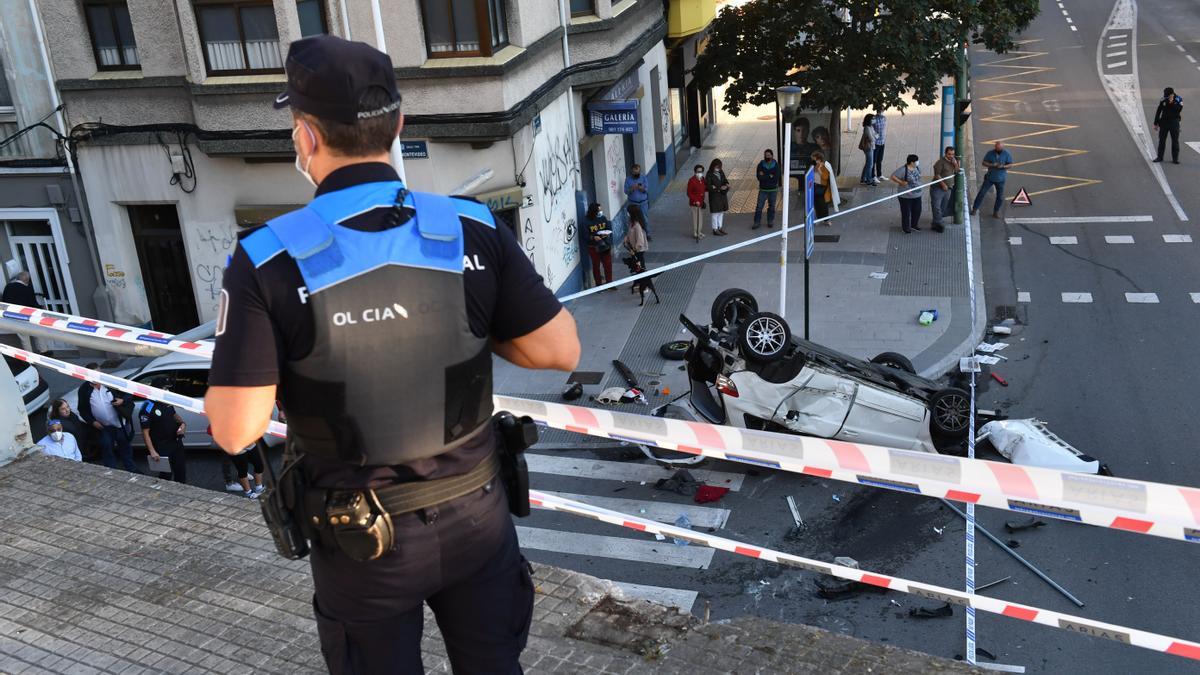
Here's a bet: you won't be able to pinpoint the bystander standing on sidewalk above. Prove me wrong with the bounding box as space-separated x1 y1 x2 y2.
930 146 959 232
890 154 923 234
624 164 651 236
686 164 707 242
1153 86 1183 164
971 141 1013 218
37 419 81 462
753 149 780 230
231 444 266 499
872 109 888 179
622 205 649 268
706 159 731 235
810 151 840 222
859 114 879 185
583 203 614 287
2 271 43 353
77 376 138 473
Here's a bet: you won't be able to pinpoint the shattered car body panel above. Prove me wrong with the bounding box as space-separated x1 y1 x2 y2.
980 419 1102 474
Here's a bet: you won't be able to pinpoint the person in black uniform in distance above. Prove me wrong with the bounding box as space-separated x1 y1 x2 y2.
204 35 580 675
138 376 187 483
1153 86 1184 164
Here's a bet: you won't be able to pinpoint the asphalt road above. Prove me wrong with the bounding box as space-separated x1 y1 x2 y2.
27 1 1200 672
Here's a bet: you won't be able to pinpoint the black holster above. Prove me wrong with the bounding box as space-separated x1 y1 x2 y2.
493 412 536 517
258 441 311 560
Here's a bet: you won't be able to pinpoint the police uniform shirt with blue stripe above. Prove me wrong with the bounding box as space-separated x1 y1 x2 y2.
210 162 562 488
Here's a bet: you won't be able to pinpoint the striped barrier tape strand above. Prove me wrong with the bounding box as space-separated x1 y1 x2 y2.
0 302 214 358
529 489 1200 662
11 340 1200 662
0 343 285 439
961 166 980 663
495 395 1200 545
9 310 1200 544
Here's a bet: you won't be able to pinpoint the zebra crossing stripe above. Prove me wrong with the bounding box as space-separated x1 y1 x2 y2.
1061 293 1093 303
514 525 716 568
525 454 746 491
1163 234 1193 243
610 581 698 611
1125 293 1160 304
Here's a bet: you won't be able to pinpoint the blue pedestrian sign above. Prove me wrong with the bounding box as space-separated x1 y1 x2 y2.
804 166 816 260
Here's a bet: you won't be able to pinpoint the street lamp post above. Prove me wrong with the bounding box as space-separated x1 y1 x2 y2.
776 86 803 320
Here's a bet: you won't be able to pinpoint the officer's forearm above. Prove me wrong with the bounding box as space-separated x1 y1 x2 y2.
205 384 278 453
492 308 580 371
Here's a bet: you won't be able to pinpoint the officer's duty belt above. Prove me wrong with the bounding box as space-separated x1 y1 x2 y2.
373 451 500 515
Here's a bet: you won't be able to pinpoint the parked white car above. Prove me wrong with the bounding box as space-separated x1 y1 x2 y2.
61 321 283 449
5 354 49 415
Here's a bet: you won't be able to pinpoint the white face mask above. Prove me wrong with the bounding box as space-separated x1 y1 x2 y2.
292 123 317 188
914 161 920 168
50 430 63 442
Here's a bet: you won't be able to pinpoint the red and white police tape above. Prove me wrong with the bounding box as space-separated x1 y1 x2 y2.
0 301 214 357
6 341 1200 662
531 489 1200 661
495 395 1200 545
6 308 1200 543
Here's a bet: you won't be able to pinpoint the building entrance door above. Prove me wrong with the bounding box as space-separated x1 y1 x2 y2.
127 204 199 333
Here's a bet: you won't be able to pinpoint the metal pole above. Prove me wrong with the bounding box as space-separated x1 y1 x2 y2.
804 245 810 339
941 499 1085 607
953 37 968 225
779 121 792 318
367 0 408 185
775 100 783 175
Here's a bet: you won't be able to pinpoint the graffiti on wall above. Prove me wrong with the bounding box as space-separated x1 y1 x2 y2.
538 132 577 224
186 222 237 320
605 135 625 212
518 92 582 292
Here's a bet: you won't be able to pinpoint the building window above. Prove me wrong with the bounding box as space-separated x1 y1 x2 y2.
194 1 283 74
420 0 508 58
84 1 140 69
569 0 594 17
297 0 327 37
0 55 13 111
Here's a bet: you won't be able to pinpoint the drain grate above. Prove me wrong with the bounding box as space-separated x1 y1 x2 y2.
567 371 604 385
993 305 1017 321
880 227 969 297
813 234 840 243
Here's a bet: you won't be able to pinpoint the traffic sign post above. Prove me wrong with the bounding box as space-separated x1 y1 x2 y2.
804 166 815 339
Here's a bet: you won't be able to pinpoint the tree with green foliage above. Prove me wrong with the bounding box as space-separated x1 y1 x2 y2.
692 0 1040 115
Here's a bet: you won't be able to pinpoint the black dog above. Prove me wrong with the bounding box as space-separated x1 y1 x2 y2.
622 255 660 306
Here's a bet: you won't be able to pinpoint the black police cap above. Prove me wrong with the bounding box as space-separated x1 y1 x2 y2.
273 35 401 124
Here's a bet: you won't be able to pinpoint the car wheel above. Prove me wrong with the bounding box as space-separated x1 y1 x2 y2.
659 340 691 360
929 387 971 436
870 352 915 374
738 312 790 363
711 289 759 331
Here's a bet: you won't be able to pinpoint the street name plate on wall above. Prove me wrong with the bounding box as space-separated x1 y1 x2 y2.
401 141 428 159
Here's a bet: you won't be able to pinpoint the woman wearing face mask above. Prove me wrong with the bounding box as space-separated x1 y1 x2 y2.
686 164 707 242
889 154 923 234
705 159 730 235
859 114 879 185
38 419 82 462
584 203 613 288
48 397 92 459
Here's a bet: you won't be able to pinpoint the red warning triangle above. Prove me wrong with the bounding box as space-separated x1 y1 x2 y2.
1011 187 1032 206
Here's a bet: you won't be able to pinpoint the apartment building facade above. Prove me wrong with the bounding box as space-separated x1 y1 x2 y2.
34 0 715 332
0 0 99 325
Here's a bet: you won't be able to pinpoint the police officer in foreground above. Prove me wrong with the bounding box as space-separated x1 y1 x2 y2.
205 35 580 674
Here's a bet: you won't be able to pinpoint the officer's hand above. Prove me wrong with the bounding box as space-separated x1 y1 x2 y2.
112 397 124 406
1154 124 1159 131
149 449 160 460
92 421 104 430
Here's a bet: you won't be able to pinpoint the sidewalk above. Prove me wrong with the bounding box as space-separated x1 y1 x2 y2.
0 453 982 674
494 88 983 402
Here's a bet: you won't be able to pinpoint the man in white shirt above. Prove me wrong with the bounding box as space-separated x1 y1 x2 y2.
78 380 138 472
38 419 81 462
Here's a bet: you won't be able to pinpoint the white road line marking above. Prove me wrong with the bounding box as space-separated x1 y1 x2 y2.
515 526 717 568
1189 55 1197 64
1191 293 1200 304
1109 40 1128 46
1167 34 1176 42
1177 44 1187 52
536 490 731 529
1108 60 1128 67
1062 8 1069 16
1071 25 1078 31
1105 235 1135 243
1098 5 1189 222
1008 236 1023 245
1163 234 1193 243
1017 291 1032 303
611 581 699 611
1062 293 1093 303
1188 142 1200 156
1004 216 1153 224
1066 17 1073 23
526 454 746 491
1125 293 1160 303
1106 51 1128 57
1049 236 1078 245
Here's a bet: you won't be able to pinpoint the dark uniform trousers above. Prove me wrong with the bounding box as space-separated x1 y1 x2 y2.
155 439 187 484
1158 121 1181 162
310 480 533 674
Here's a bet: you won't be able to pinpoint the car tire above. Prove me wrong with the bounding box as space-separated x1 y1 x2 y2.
738 312 790 363
711 289 759 331
659 340 691 360
870 352 916 374
929 387 971 436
